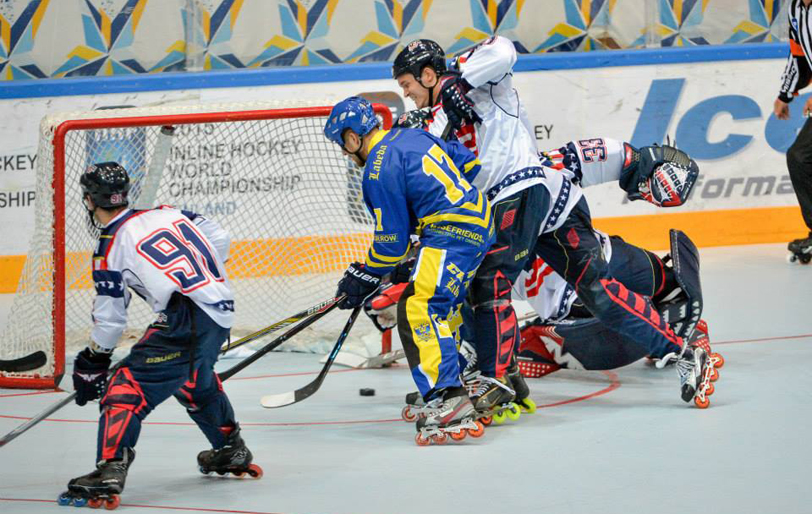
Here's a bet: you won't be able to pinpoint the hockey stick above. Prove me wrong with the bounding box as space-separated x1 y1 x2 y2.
0 300 343 448
260 306 362 408
220 296 341 354
133 125 175 210
0 351 47 373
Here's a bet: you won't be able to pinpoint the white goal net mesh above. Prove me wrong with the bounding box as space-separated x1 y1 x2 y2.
0 101 387 387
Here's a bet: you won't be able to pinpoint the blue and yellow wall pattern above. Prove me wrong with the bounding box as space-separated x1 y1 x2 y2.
0 0 789 80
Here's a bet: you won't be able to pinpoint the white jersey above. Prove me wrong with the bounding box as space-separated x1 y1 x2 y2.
90 206 234 350
426 35 544 203
513 138 626 322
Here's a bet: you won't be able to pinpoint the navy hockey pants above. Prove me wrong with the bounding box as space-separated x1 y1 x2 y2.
97 295 237 462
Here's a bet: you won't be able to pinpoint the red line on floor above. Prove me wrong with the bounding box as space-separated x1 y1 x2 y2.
0 497 293 514
537 370 621 409
713 333 812 346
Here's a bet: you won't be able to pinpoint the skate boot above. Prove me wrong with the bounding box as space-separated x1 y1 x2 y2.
672 343 720 408
197 426 263 478
506 359 536 413
57 448 135 509
414 387 485 446
787 233 812 264
471 375 521 425
655 320 724 376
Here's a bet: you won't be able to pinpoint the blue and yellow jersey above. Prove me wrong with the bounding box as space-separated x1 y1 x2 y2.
362 128 493 274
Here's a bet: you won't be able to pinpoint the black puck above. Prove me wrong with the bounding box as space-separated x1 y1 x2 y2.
359 388 375 397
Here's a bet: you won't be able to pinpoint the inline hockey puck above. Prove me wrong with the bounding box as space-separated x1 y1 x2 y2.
359 388 376 396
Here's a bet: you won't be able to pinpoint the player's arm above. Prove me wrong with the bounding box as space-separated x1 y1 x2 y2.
778 17 812 105
453 35 517 88
443 139 482 183
544 138 626 187
363 175 412 276
181 209 231 263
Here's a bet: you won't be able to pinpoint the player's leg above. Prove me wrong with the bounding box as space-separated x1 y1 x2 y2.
786 118 812 262
468 185 549 416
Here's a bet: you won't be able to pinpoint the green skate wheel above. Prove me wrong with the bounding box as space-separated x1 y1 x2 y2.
506 404 521 421
493 410 507 425
518 397 537 413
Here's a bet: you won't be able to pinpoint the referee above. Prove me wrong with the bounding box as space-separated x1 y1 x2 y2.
776 0 812 256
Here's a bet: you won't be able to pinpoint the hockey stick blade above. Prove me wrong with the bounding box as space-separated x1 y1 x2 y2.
359 348 405 369
220 296 340 354
260 306 362 408
0 351 47 372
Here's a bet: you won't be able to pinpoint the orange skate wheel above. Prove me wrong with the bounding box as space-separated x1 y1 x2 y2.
709 368 719 382
694 396 710 409
104 495 121 510
415 433 431 446
705 383 715 396
480 416 492 426
248 464 263 479
450 429 467 441
88 498 103 509
432 432 448 445
468 421 485 438
712 353 724 368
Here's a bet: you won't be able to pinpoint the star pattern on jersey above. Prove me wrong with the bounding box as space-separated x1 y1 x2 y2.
248 0 341 67
534 0 621 53
447 0 526 55
52 0 158 77
345 0 434 63
0 0 49 80
487 167 546 201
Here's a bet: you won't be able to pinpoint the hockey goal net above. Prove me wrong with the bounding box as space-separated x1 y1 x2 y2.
0 101 392 389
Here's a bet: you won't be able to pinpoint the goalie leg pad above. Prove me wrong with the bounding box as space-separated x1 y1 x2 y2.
657 229 703 341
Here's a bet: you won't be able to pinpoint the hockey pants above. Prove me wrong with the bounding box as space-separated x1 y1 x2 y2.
787 117 812 232
97 294 237 461
398 228 491 401
533 198 683 359
469 185 549 378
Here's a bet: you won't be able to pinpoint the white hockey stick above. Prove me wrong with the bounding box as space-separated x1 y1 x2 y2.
133 125 175 209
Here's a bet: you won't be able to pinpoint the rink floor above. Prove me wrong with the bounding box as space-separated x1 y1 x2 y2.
0 243 810 514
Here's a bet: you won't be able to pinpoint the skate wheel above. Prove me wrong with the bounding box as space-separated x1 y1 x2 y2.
480 415 492 426
518 398 537 414
415 432 431 446
248 464 263 479
709 367 719 382
57 493 73 506
694 395 710 409
73 497 88 508
104 495 120 510
787 253 798 264
506 404 521 421
401 406 417 423
88 498 103 509
705 382 715 396
712 353 725 368
468 421 485 438
432 432 448 445
450 429 467 441
493 410 507 425
233 471 245 478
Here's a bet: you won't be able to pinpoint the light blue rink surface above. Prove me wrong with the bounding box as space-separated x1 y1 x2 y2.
0 243 809 514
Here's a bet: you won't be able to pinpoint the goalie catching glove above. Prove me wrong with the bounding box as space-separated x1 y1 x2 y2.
72 345 112 406
438 72 482 132
336 262 382 309
620 143 699 207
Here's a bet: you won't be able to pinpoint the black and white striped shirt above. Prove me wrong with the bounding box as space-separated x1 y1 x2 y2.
780 0 812 102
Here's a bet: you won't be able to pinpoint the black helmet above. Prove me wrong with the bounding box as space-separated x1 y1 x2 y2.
392 39 447 80
80 161 130 209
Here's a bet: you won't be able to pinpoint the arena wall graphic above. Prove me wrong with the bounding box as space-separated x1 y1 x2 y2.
0 51 804 291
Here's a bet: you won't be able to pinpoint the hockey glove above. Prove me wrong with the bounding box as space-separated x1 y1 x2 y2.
73 346 112 406
391 257 416 284
394 108 430 130
336 262 382 309
363 282 408 332
620 143 699 207
438 73 482 132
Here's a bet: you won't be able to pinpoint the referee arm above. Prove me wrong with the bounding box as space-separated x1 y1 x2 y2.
776 0 812 120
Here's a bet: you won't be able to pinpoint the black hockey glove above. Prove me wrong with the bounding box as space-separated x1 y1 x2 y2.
394 108 430 130
391 257 416 284
438 73 482 132
73 346 112 406
336 262 382 309
620 143 699 207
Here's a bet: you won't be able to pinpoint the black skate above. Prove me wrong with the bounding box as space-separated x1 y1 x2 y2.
673 345 720 408
198 426 262 479
415 387 485 446
57 448 134 510
787 233 812 264
470 375 521 425
506 359 537 414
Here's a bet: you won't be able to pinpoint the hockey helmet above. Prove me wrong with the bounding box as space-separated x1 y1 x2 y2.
80 161 130 209
324 96 379 147
392 39 447 80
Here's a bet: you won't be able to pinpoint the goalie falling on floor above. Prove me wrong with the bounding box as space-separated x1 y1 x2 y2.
323 96 494 445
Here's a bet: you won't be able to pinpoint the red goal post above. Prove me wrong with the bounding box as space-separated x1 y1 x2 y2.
0 101 393 389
